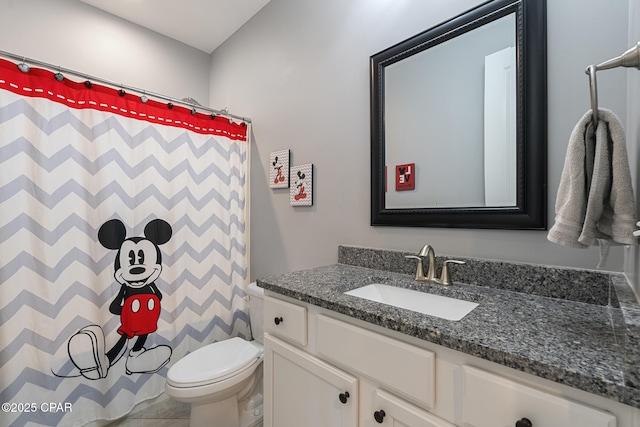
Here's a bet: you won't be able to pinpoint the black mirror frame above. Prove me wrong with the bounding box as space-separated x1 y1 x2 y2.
370 0 547 230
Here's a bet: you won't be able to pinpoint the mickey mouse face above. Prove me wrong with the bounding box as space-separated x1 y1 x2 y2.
115 239 161 288
98 219 172 289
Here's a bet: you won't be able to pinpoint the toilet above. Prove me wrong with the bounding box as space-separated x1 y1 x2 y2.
165 282 265 427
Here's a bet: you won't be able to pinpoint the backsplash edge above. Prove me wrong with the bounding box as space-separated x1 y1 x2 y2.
337 245 623 307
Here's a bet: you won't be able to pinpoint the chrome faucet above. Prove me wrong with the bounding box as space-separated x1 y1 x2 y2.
405 244 436 282
405 245 465 285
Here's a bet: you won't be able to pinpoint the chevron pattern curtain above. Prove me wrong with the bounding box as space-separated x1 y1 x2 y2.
0 58 251 427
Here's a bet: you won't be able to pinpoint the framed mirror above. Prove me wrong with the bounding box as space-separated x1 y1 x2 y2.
370 0 546 229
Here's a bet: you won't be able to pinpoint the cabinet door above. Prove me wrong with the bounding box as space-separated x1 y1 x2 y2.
264 334 358 427
368 389 455 427
460 366 616 427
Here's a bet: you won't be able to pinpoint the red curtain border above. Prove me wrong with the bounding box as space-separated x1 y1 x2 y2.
0 58 247 141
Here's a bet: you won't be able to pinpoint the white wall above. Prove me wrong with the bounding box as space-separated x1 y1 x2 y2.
209 0 633 280
0 0 211 108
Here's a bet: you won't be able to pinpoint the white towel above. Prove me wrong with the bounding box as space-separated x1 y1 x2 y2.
548 108 636 249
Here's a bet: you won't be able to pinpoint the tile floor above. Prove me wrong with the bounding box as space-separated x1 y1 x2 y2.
106 397 190 427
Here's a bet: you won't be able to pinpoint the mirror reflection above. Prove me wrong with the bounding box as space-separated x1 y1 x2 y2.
385 14 516 209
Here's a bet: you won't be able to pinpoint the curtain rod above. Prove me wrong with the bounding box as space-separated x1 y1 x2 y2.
0 49 251 124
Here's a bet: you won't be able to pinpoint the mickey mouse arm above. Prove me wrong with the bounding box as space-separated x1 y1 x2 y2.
149 282 163 301
109 286 127 315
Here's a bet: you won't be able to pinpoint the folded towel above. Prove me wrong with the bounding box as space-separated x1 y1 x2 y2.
548 108 636 248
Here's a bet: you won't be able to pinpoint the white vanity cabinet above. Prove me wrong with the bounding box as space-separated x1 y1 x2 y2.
263 295 454 427
263 334 358 427
263 296 357 426
460 366 616 427
263 292 639 427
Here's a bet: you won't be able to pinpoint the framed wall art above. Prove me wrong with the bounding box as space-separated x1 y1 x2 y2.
290 163 313 206
269 149 290 188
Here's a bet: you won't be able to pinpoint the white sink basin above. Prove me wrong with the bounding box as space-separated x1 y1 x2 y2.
345 283 478 321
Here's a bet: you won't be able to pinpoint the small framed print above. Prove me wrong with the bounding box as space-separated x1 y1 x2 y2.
395 163 415 191
290 163 313 206
269 149 290 188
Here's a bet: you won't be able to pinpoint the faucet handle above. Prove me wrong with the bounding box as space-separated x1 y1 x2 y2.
405 255 426 281
439 260 465 285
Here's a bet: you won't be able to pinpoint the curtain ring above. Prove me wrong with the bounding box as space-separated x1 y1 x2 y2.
54 66 64 81
17 57 30 73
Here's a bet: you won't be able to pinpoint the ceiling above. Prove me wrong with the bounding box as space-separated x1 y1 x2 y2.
80 0 271 54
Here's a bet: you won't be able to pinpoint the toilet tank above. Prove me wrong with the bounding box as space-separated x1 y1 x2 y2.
246 282 264 344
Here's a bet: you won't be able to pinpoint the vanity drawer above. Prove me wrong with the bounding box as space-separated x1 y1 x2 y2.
316 314 435 409
264 296 307 347
370 389 455 427
460 366 616 427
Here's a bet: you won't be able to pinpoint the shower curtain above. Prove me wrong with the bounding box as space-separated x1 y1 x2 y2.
0 58 251 426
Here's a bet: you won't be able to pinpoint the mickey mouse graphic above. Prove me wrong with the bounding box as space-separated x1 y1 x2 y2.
272 155 286 185
65 219 173 379
294 170 307 201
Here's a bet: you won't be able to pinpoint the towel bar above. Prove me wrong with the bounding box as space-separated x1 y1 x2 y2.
585 41 640 126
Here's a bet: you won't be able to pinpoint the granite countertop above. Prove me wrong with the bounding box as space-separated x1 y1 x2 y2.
257 251 640 409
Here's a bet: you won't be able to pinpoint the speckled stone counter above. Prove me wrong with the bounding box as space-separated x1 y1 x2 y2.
257 246 640 409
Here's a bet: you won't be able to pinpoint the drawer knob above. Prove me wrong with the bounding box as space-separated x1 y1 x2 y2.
338 391 350 404
274 316 283 325
516 418 532 427
374 410 386 423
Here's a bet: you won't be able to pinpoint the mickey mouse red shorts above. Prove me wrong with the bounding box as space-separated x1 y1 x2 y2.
117 294 161 338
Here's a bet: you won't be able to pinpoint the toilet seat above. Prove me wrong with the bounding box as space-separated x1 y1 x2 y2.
167 337 262 388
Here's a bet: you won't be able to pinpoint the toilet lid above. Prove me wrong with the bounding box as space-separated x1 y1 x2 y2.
167 337 261 387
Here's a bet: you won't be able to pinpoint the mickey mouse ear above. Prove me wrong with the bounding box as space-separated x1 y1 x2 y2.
98 219 127 250
144 219 172 245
